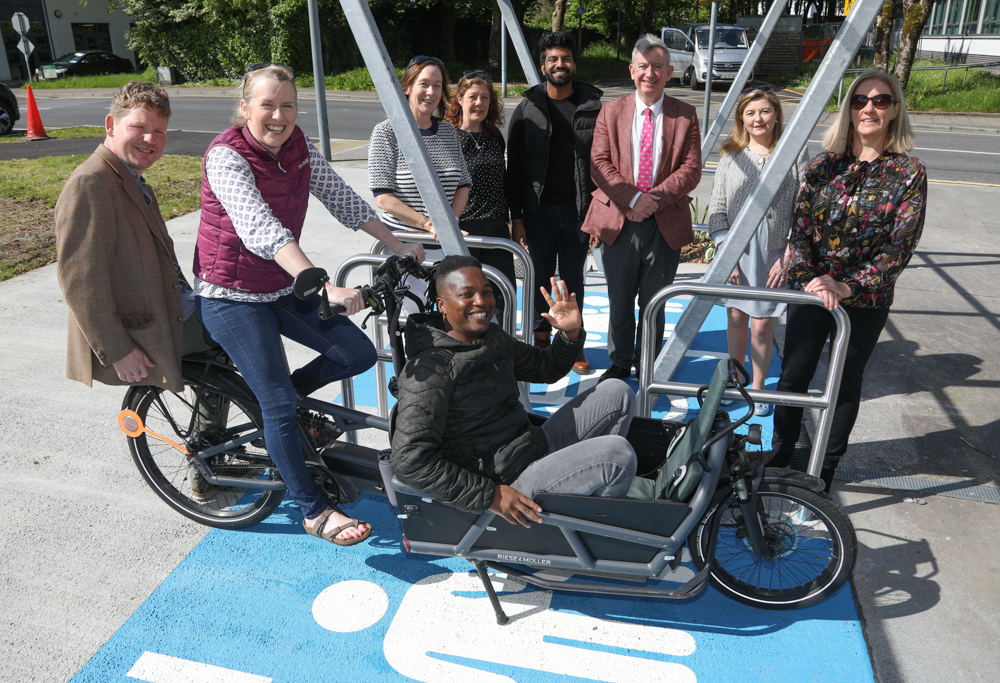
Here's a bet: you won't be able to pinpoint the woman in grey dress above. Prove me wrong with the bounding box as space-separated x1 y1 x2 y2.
708 87 809 416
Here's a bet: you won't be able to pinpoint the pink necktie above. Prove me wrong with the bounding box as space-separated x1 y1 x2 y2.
637 108 654 192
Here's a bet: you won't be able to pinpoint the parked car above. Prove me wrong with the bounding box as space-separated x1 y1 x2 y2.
36 51 135 80
0 82 21 135
660 24 752 90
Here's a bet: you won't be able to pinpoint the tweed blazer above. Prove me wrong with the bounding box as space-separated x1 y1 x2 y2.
55 145 187 392
582 93 702 248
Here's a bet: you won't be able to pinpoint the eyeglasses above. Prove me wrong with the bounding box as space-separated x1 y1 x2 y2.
245 62 295 78
849 93 895 110
741 85 773 95
408 55 445 70
463 70 492 83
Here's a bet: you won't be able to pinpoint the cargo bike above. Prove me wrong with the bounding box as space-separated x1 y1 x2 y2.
118 254 857 622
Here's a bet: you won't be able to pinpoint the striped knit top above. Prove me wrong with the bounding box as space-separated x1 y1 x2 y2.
368 119 471 232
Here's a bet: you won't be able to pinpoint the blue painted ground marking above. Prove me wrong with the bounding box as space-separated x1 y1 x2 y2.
72 294 873 683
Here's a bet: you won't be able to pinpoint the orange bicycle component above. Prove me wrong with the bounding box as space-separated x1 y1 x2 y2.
118 409 190 454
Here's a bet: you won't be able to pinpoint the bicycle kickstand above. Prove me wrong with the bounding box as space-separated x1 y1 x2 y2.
472 560 509 625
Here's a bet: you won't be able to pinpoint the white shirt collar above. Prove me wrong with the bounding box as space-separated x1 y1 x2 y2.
634 92 665 117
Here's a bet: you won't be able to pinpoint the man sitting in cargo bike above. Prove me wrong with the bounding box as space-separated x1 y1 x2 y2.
390 255 637 526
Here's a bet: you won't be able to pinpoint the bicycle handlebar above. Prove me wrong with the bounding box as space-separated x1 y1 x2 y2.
291 254 433 319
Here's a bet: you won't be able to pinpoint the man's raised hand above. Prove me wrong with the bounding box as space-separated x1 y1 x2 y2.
539 277 582 340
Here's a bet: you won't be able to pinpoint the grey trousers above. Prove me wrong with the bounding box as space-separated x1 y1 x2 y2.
511 379 637 499
601 217 681 368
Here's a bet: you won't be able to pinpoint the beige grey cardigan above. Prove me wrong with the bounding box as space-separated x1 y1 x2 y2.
708 145 811 252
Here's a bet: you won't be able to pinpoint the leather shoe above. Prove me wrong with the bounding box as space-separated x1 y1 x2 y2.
572 352 592 375
598 364 631 383
533 331 551 349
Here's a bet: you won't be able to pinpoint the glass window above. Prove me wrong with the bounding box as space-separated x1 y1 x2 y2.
926 0 946 34
694 28 748 49
71 23 113 52
663 30 693 52
0 0 54 78
946 0 964 33
984 0 1000 33
962 0 983 31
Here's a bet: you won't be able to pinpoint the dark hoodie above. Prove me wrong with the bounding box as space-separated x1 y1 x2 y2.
390 312 585 513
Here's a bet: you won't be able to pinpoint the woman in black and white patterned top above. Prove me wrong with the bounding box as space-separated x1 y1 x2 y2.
445 70 516 314
368 56 471 239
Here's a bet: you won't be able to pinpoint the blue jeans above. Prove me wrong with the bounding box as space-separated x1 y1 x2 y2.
196 293 377 519
522 204 589 333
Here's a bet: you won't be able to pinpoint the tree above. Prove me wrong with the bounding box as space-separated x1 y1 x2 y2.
892 0 932 89
552 0 568 31
873 0 894 72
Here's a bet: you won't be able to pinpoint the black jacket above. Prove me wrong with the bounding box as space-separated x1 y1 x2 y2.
505 81 603 221
390 313 585 513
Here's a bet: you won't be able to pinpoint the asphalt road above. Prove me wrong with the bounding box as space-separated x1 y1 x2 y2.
10 84 1000 185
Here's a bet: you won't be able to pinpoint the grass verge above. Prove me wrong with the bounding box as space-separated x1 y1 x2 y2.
28 69 158 89
766 59 1000 112
0 126 105 143
0 154 203 281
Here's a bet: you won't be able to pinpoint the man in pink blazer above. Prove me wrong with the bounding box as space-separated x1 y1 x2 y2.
583 34 702 383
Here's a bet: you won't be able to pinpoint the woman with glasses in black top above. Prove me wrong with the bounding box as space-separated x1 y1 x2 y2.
771 71 927 491
445 70 517 317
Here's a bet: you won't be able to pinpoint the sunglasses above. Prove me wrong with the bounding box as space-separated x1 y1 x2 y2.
463 70 492 83
408 55 445 70
850 93 895 110
245 62 295 78
741 85 774 95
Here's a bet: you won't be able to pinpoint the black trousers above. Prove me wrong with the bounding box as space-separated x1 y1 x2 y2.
522 204 589 333
771 303 890 491
601 217 681 368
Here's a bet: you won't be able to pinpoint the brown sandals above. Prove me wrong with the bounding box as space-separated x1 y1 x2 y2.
303 508 373 547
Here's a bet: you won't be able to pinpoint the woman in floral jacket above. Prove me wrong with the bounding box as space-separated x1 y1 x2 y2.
770 71 927 491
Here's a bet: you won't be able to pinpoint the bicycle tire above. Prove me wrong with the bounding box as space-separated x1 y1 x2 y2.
689 480 858 609
124 361 285 529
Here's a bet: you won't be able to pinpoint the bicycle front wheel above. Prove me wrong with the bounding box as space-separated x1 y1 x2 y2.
690 480 858 609
125 364 285 529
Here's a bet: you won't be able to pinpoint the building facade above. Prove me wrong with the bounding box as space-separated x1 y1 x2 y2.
0 0 136 81
919 0 1000 62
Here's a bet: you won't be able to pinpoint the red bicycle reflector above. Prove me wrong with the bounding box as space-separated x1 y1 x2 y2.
123 415 138 432
402 535 410 552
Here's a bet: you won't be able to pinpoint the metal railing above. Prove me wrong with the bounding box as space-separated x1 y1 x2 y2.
637 283 851 479
334 248 531 443
838 60 1000 103
370 233 535 344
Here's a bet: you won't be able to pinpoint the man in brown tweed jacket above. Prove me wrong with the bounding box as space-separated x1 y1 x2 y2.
56 81 206 392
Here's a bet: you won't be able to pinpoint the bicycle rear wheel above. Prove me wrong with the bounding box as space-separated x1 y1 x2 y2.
689 480 857 609
124 363 285 529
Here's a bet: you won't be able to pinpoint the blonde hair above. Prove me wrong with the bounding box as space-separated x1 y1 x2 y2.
234 64 296 127
822 70 914 154
110 81 171 121
719 90 784 156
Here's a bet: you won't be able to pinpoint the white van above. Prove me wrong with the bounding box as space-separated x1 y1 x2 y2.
660 24 752 90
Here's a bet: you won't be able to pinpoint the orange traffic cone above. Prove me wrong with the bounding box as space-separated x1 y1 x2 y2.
25 85 49 140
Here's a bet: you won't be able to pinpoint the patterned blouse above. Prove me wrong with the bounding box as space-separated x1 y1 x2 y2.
788 151 927 309
195 141 378 303
456 129 508 222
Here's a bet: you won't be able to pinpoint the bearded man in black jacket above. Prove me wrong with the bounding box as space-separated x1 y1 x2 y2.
390 256 637 528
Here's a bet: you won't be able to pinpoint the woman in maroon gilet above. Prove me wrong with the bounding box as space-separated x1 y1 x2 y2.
194 63 423 546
